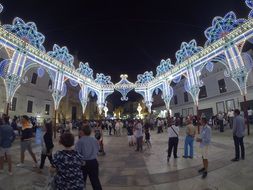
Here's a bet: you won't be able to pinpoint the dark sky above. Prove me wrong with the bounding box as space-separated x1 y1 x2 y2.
0 0 249 107
0 0 248 83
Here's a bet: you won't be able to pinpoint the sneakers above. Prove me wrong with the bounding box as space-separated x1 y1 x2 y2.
182 155 188 158
8 172 13 176
167 157 170 162
0 170 4 173
16 163 25 167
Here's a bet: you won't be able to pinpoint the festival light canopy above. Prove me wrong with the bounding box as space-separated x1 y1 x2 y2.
0 1 253 114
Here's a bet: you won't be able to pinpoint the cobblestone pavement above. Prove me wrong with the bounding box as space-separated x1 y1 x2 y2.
0 126 253 190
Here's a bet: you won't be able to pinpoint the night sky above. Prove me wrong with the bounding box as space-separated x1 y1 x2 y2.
0 0 249 106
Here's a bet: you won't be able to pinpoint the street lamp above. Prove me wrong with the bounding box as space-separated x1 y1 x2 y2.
137 103 142 118
103 105 108 118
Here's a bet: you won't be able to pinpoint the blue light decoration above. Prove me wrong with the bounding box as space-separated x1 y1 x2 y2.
136 71 154 84
173 76 182 83
204 11 246 46
0 4 3 13
156 58 174 76
245 0 253 18
0 59 9 77
3 17 46 52
76 62 94 79
115 74 134 101
37 67 45 78
175 39 203 64
69 79 78 87
95 73 113 85
154 87 160 95
47 44 74 69
90 90 96 97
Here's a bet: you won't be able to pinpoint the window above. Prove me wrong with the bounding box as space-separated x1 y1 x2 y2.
31 73 38 84
48 79 52 89
199 86 207 99
174 95 178 105
10 97 17 111
218 79 227 93
27 100 33 113
184 92 188 102
45 104 50 115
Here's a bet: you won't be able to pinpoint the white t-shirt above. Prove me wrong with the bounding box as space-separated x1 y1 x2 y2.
168 125 179 138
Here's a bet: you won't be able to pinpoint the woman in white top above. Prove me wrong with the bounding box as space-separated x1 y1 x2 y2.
167 119 179 162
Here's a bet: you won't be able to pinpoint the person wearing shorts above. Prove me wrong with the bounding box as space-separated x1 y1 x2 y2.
0 115 16 175
196 117 211 179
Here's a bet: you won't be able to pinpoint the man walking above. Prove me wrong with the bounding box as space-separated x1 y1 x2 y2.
231 109 245 161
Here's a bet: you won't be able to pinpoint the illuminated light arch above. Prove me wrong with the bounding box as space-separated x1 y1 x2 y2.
156 59 174 77
22 60 56 84
204 11 246 46
47 44 74 69
95 73 112 85
0 2 253 115
136 71 154 84
3 17 46 52
175 39 203 64
76 62 94 79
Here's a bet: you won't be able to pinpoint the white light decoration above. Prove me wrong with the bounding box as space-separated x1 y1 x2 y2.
137 103 142 118
0 2 252 114
103 106 108 118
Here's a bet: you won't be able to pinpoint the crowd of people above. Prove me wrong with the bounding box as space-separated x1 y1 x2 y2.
0 108 247 188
